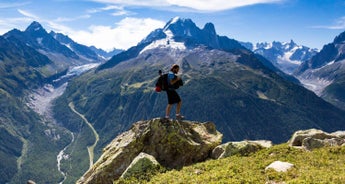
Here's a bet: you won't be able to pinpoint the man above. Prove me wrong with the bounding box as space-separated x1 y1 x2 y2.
165 64 184 120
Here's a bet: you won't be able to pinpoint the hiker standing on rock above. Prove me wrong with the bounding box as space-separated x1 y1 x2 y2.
165 64 184 120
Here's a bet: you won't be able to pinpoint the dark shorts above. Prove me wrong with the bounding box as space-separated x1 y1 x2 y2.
166 89 181 104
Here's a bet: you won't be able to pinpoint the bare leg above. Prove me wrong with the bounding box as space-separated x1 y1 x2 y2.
165 104 172 118
176 101 182 114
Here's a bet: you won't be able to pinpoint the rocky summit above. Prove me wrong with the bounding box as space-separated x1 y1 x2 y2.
77 118 222 184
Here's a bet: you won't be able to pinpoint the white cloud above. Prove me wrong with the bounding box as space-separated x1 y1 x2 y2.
89 0 283 11
5 7 164 51
87 5 129 16
312 16 345 30
166 0 282 11
67 17 165 51
328 16 345 29
17 9 40 20
0 2 30 9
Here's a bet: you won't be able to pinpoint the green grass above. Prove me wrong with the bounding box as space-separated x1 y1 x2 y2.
117 144 345 184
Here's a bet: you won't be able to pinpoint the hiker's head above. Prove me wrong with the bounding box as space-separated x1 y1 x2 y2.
171 64 180 74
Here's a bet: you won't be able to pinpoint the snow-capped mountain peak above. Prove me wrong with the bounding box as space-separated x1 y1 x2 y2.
139 17 223 55
243 40 318 74
100 17 244 70
139 17 198 54
25 21 46 33
139 29 186 54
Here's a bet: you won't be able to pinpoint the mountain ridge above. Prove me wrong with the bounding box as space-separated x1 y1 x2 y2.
52 18 345 183
294 30 345 110
241 40 318 74
98 17 245 71
1 17 345 184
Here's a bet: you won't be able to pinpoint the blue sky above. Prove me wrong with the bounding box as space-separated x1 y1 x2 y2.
0 0 344 51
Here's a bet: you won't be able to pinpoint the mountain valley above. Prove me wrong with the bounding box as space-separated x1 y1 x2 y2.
1 17 345 184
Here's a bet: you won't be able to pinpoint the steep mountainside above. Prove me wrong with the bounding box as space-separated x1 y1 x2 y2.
53 18 345 183
295 30 345 110
242 40 317 74
50 31 104 62
0 35 71 184
0 21 108 183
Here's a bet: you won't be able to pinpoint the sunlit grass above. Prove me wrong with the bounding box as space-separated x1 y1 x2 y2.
116 144 345 183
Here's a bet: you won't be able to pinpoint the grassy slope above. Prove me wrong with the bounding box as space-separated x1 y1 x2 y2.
117 144 345 183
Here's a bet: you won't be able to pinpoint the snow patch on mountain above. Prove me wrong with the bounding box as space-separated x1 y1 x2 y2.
139 29 186 54
37 37 43 45
243 41 317 74
170 16 181 25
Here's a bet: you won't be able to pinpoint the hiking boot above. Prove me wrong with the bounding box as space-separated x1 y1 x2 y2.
176 114 184 120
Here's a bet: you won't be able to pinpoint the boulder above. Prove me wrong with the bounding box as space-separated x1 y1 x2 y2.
120 152 160 179
302 137 345 150
265 160 294 172
77 118 222 184
288 129 345 150
27 180 36 184
211 140 272 159
331 131 345 139
288 129 337 147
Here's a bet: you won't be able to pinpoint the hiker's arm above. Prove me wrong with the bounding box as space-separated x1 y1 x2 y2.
170 77 181 85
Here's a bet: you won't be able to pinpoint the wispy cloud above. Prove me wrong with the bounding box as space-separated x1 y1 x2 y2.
312 16 345 30
0 2 30 9
7 7 164 51
88 0 283 11
166 0 283 11
17 9 40 20
87 5 132 16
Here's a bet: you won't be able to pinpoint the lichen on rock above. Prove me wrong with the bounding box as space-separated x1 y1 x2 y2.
77 118 222 184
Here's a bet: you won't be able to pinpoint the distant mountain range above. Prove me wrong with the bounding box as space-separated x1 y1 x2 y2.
53 17 345 183
242 36 345 111
1 17 345 184
0 21 122 183
4 21 122 70
241 40 318 74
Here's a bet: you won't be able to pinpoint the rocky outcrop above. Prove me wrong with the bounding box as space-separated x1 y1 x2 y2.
211 140 272 159
77 118 222 184
120 152 160 179
288 129 345 150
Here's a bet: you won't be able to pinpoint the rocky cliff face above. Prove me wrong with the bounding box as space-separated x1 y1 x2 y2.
77 118 222 184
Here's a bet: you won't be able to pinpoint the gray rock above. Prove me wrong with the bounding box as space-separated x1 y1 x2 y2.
331 131 345 138
265 160 294 172
288 129 345 150
121 152 160 179
303 137 345 150
77 118 222 184
211 140 272 159
288 129 337 147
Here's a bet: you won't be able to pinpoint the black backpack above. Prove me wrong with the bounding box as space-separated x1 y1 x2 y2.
155 71 168 92
155 70 183 92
